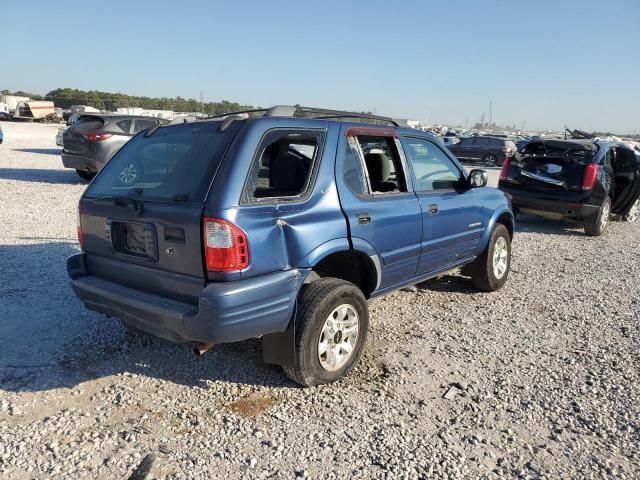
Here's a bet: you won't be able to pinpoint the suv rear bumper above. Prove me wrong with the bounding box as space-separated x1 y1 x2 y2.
500 185 600 223
67 253 306 344
62 153 102 172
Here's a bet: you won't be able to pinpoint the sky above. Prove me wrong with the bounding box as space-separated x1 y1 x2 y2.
2 0 639 133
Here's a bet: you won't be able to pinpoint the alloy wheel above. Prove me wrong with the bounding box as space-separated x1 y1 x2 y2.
492 236 508 279
318 304 359 372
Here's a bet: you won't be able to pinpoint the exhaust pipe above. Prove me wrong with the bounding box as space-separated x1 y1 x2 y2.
566 209 575 216
193 342 215 356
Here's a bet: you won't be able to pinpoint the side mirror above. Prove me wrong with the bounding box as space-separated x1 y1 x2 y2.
468 169 488 188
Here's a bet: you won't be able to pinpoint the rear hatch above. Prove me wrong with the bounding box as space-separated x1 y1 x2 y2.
502 140 597 192
79 120 243 303
63 115 106 156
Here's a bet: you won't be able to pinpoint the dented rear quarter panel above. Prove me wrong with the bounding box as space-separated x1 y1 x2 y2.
205 118 348 282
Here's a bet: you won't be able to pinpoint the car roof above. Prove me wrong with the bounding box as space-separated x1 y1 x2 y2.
80 113 168 122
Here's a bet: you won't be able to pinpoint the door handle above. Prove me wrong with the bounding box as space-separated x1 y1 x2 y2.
356 212 371 224
428 204 439 215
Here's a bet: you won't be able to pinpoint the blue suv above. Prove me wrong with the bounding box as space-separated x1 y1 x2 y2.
67 106 514 386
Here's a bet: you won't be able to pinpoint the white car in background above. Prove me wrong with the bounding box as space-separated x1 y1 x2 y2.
55 114 80 146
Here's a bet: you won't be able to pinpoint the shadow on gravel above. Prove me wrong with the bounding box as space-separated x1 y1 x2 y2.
13 148 62 155
0 167 88 185
515 215 585 237
0 242 294 393
416 275 476 294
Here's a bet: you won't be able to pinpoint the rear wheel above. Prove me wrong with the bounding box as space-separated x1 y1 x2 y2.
584 197 611 236
76 169 96 180
466 224 511 292
483 153 497 167
624 198 640 222
282 278 369 387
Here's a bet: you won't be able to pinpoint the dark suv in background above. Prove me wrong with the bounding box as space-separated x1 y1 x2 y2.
62 114 168 180
499 140 640 235
447 136 516 167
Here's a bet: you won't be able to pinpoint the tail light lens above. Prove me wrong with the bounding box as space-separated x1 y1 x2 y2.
203 218 248 272
85 133 113 142
582 163 599 191
77 206 84 250
499 156 512 181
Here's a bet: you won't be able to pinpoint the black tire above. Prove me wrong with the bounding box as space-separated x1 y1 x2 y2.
483 153 497 167
466 224 511 292
76 169 96 180
584 197 611 236
282 278 369 387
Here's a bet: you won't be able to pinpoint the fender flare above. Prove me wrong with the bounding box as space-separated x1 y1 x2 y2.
479 208 514 254
297 236 382 293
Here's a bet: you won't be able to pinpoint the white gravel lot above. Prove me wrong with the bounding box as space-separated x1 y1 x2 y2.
0 122 638 479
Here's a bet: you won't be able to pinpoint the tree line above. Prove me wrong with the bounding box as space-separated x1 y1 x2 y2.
1 88 254 115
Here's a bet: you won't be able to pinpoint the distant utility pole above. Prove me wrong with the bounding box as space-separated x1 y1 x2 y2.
200 91 204 113
480 112 485 127
489 101 493 131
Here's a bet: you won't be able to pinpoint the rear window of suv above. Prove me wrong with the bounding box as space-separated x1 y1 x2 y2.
86 121 242 203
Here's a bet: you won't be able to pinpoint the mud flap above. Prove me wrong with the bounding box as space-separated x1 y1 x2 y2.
262 315 296 367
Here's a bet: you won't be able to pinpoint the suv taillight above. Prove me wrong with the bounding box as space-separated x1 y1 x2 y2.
77 206 84 250
499 157 512 181
85 133 113 142
582 163 599 191
203 218 249 272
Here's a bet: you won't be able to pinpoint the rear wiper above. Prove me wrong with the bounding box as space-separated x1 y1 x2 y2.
171 193 190 202
90 195 144 214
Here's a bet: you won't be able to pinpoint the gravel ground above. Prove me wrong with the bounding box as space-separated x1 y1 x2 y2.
0 122 639 479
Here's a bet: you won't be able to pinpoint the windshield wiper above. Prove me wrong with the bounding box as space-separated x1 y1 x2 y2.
90 195 144 214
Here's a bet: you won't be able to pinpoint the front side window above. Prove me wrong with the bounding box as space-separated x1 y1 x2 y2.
403 137 463 191
244 129 324 202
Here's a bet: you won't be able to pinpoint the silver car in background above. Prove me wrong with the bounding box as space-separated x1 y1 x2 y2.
61 114 167 180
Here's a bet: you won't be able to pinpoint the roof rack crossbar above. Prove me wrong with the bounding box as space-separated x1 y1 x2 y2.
202 105 399 126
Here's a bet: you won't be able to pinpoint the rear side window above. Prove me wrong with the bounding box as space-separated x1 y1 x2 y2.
351 135 408 194
86 121 241 203
342 137 368 195
114 119 132 133
475 138 490 147
243 129 324 203
134 118 158 133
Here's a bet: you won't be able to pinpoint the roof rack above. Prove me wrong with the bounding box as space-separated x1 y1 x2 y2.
206 105 398 126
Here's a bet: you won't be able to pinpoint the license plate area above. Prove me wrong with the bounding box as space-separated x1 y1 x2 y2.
107 220 158 261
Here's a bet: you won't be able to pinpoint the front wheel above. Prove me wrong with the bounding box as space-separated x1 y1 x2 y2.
483 153 497 167
282 278 369 387
584 197 611 236
466 224 511 292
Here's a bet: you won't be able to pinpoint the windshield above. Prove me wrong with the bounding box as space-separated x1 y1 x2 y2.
86 120 241 203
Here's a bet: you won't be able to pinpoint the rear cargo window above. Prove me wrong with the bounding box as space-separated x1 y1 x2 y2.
86 121 241 203
71 116 105 133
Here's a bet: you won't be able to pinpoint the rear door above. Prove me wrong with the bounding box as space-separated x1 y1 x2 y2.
79 120 243 303
610 146 640 213
336 126 422 289
401 135 484 273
